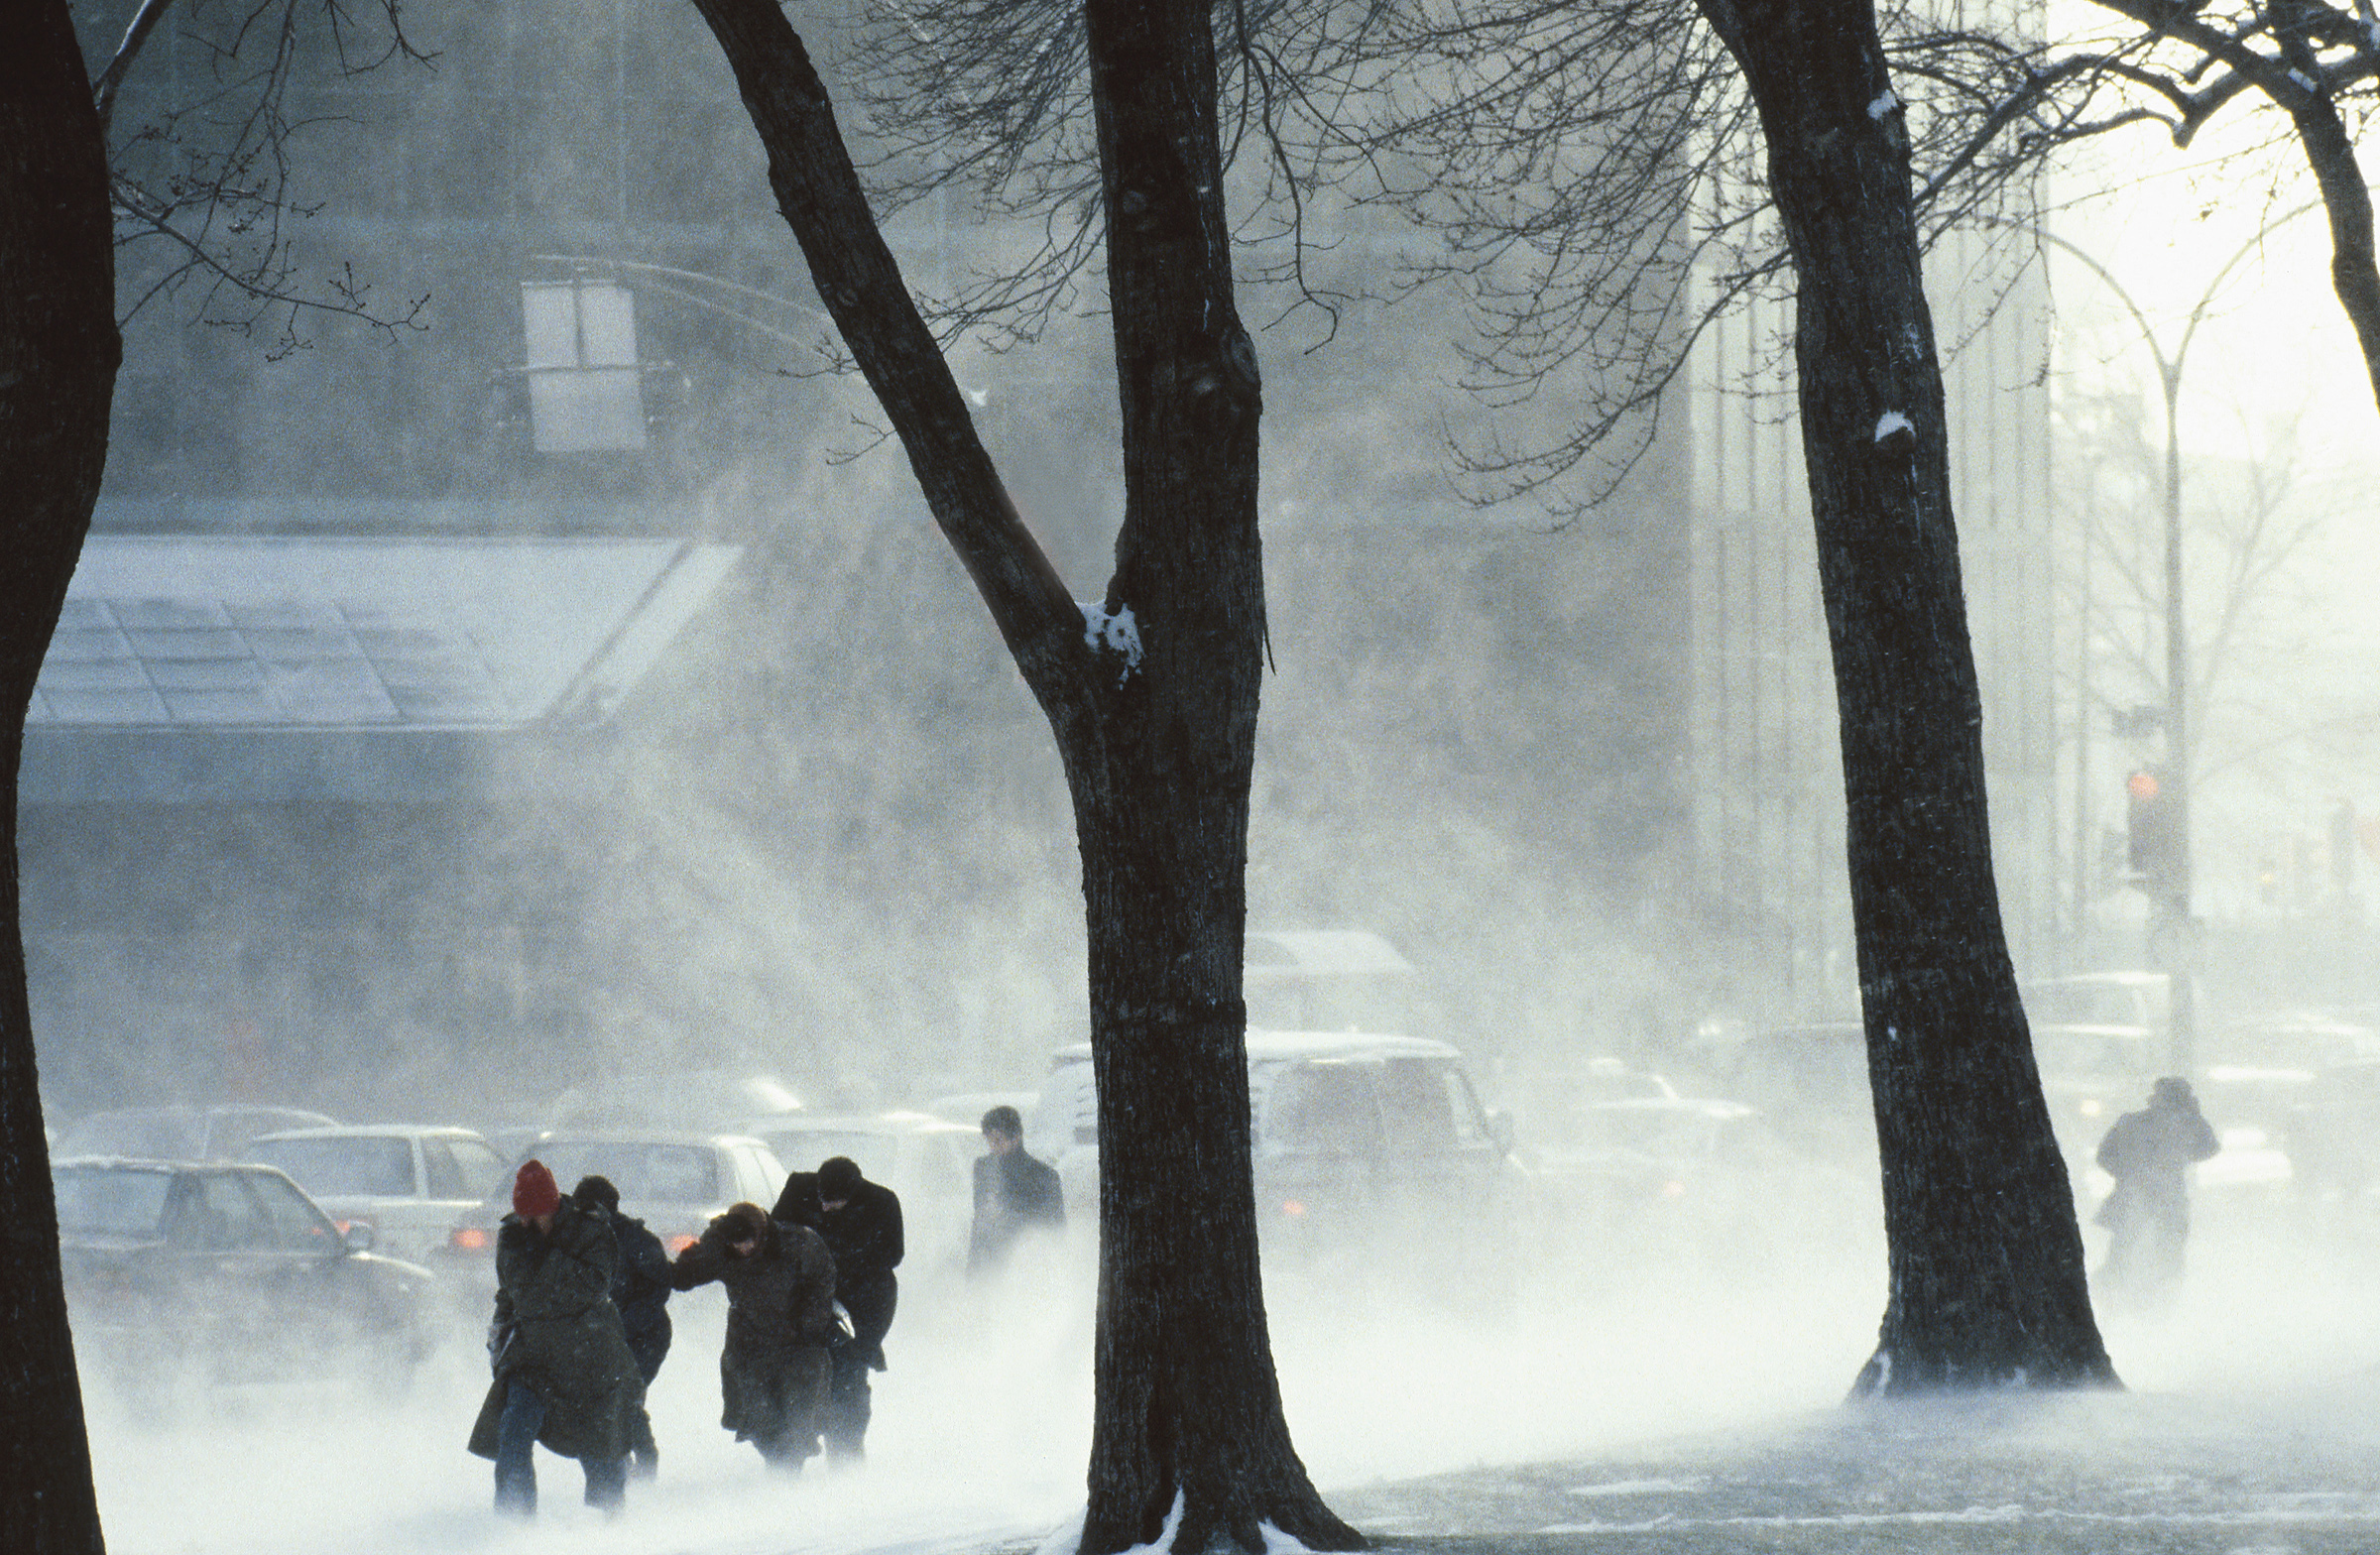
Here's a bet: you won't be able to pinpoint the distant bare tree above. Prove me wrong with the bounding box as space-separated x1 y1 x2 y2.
2020 0 2380 412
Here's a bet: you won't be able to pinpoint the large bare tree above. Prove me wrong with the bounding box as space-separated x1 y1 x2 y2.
684 0 1363 1548
3 12 122 1553
826 0 2117 1391
1690 0 2117 1390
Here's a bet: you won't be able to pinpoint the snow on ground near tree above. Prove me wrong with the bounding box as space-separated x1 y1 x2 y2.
80 1199 2380 1555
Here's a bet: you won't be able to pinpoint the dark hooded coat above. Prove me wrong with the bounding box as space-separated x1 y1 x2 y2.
467 1201 642 1464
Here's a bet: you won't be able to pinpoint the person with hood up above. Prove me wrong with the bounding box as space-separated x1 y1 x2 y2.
2094 1075 2221 1304
572 1173 671 1479
466 1159 642 1517
774 1154 902 1465
668 1199 840 1472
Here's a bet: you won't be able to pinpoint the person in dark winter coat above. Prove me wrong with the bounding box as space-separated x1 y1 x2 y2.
572 1174 671 1480
668 1200 840 1471
969 1104 1064 1276
774 1155 902 1465
467 1160 642 1517
2094 1076 2221 1304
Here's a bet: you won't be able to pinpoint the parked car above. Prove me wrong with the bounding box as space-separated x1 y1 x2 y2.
242 1125 508 1266
434 1130 788 1296
1037 1029 1522 1299
53 1104 338 1163
745 1110 980 1268
53 1155 438 1412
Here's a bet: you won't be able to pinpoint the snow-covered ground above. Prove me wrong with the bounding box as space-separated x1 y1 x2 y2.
80 1198 2380 1555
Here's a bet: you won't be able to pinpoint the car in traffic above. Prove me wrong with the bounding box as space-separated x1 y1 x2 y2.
53 1104 339 1163
242 1125 508 1266
434 1130 789 1296
1523 1094 1881 1277
1037 1028 1523 1299
53 1155 438 1413
744 1110 980 1273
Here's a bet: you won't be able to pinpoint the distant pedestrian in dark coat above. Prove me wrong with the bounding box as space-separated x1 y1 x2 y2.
467 1160 641 1517
2095 1076 2220 1305
668 1200 840 1471
775 1155 902 1464
572 1173 671 1479
969 1105 1064 1276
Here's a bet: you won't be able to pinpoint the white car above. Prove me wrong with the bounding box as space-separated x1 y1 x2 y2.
746 1111 981 1271
243 1125 507 1267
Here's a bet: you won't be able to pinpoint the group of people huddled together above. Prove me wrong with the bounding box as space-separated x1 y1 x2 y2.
467 1104 1065 1517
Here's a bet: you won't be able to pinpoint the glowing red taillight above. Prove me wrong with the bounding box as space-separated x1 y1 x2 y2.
663 1233 697 1256
449 1226 491 1252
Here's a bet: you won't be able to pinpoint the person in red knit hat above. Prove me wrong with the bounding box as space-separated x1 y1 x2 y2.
466 1159 642 1516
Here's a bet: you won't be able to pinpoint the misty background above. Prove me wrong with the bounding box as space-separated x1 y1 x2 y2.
33 0 2380 1546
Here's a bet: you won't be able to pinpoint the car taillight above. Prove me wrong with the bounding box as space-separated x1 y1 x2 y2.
450 1226 490 1252
1280 1199 1307 1219
663 1233 697 1256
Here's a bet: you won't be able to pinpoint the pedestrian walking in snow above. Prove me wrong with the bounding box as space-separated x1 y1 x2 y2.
467 1159 642 1517
668 1200 841 1472
775 1154 902 1466
969 1104 1064 1276
572 1173 671 1479
2094 1076 2220 1306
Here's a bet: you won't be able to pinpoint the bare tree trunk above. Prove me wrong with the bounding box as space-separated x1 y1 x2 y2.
1 6 123 1551
684 2 1359 1546
1694 0 2119 1392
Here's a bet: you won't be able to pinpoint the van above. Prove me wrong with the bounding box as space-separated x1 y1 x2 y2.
1036 1028 1521 1289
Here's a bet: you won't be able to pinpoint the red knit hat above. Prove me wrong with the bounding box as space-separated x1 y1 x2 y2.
513 1159 561 1218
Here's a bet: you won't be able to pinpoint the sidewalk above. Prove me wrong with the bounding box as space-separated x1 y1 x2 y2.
1330 1376 2380 1554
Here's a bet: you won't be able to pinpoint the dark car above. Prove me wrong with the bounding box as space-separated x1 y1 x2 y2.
54 1156 437 1413
434 1130 789 1296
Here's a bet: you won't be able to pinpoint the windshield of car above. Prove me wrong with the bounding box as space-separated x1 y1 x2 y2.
54 1165 174 1239
247 1136 416 1198
1263 1062 1386 1155
424 1136 504 1199
521 1141 720 1206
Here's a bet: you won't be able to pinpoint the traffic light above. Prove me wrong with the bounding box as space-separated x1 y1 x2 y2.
2126 769 2182 891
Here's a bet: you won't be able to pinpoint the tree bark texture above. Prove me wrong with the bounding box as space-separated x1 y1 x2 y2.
1 6 123 1553
1072 2 1358 1551
1694 0 2120 1392
685 2 1359 1548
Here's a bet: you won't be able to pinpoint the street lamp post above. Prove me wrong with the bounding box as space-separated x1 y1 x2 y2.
2039 205 2317 1075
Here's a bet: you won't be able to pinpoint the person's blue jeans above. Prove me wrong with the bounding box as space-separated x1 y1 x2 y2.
494 1379 627 1516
